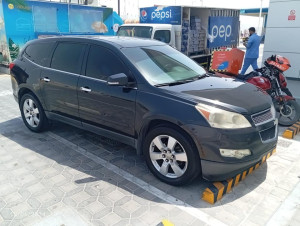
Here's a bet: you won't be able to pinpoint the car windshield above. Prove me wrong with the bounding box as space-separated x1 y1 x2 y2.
121 45 207 86
117 26 153 39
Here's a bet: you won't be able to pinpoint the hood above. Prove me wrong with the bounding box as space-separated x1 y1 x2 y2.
159 76 272 115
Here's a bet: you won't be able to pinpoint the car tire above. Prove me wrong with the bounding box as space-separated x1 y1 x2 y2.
143 126 201 186
20 93 48 132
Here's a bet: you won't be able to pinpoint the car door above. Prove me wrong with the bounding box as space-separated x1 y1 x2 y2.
40 42 86 121
77 44 137 137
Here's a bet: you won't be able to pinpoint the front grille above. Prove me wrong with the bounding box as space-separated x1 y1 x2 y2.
252 109 273 126
259 125 277 142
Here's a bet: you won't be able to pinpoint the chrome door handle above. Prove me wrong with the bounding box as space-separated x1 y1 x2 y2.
80 87 91 92
42 77 50 82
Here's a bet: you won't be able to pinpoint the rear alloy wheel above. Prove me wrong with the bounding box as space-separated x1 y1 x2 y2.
143 126 201 186
20 93 48 132
23 98 40 128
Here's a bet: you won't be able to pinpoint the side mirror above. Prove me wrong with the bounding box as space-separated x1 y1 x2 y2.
107 73 128 86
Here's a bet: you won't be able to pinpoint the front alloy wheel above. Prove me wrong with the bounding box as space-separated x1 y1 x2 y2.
149 135 188 179
144 126 201 186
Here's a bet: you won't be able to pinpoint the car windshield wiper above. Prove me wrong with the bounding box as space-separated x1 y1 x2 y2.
155 79 195 87
195 73 210 80
155 73 209 87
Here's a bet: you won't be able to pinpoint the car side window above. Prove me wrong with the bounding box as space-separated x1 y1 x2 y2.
24 42 55 66
85 45 128 81
153 30 171 43
51 42 85 74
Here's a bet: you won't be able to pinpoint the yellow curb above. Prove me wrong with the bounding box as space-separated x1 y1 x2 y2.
202 148 276 204
241 170 247 180
283 121 300 139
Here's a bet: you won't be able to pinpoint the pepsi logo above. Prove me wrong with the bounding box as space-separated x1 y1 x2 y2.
141 10 147 20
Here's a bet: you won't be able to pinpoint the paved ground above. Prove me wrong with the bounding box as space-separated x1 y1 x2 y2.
0 73 300 226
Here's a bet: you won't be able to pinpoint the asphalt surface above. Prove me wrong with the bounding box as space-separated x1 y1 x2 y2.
0 73 299 226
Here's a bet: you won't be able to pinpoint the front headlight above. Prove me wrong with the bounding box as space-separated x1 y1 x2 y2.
195 103 252 129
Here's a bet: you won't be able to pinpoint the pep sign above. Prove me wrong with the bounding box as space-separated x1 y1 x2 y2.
140 6 181 25
208 16 239 48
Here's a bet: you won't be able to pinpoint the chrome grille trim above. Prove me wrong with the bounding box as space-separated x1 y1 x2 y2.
251 108 274 126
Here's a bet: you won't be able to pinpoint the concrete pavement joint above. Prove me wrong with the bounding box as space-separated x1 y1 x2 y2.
47 131 227 226
238 137 300 226
266 181 300 226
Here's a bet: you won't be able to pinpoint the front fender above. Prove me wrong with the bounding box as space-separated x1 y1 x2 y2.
136 114 186 155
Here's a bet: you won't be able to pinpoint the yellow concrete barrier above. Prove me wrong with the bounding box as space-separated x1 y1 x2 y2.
283 121 300 139
202 148 276 204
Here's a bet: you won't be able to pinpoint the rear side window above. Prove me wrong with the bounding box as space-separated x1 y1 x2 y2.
85 45 128 81
24 42 55 66
51 42 85 74
154 30 171 43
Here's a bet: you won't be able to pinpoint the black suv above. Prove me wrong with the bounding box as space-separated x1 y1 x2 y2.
10 36 278 185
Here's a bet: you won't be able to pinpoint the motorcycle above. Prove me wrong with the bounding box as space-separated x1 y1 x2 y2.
218 55 300 126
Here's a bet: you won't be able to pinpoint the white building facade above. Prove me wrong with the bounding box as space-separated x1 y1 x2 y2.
263 0 300 79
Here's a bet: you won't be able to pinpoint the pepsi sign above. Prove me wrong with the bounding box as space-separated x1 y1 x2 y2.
208 16 239 48
141 9 148 21
140 6 181 25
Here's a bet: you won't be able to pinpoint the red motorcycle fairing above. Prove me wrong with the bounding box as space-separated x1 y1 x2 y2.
279 73 287 88
247 76 271 91
275 95 295 101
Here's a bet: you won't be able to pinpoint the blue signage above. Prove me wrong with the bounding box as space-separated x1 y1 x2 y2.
208 16 239 48
0 0 117 64
140 6 182 25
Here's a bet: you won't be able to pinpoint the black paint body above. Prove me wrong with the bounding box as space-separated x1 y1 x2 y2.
10 36 277 181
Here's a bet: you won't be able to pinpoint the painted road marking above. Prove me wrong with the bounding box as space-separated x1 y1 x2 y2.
157 219 175 226
48 131 226 226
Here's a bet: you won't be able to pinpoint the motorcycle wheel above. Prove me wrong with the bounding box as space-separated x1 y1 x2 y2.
278 100 300 126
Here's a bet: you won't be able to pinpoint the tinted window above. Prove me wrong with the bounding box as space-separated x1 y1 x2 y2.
154 30 171 43
85 46 127 81
117 26 153 38
51 42 85 74
122 45 206 86
24 42 55 66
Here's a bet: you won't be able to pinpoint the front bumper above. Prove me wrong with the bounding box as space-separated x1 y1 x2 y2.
183 119 278 181
200 147 275 181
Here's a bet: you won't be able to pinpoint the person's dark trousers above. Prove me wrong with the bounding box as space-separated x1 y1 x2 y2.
241 58 258 75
